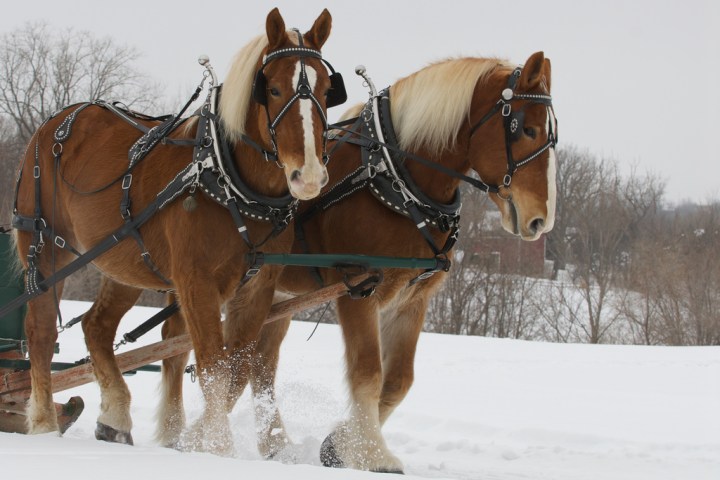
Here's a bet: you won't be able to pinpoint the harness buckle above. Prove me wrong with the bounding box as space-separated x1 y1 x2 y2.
367 164 377 179
415 270 436 281
122 174 133 190
502 103 512 117
244 267 261 277
54 236 66 249
33 166 40 179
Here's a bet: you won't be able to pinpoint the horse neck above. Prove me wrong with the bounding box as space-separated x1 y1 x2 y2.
233 110 288 197
403 143 468 205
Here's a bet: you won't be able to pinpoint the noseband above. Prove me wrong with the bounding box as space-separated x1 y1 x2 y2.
252 29 346 167
469 66 558 198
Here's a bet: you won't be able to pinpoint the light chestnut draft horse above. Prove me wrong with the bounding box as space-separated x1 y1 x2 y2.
13 8 338 454
230 52 558 472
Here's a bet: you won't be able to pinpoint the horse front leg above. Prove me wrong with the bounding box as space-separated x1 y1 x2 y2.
248 313 292 458
222 272 286 454
156 294 189 448
321 295 404 473
176 284 233 456
378 295 427 425
81 276 142 444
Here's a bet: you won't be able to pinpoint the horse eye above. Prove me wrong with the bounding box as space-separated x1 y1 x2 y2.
269 87 280 97
523 127 537 139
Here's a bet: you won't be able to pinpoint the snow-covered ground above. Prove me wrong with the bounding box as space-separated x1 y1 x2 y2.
2 300 718 480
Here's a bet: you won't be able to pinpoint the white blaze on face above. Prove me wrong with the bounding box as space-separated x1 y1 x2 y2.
292 62 322 171
544 112 557 231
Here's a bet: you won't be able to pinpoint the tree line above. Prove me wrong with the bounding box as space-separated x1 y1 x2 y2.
1 24 717 345
426 147 720 346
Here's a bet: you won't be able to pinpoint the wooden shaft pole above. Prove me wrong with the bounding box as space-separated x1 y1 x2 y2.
0 278 359 403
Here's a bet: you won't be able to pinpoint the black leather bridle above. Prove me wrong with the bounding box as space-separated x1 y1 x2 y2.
469 66 558 198
252 29 347 167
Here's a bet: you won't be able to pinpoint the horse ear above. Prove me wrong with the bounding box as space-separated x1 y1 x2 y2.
266 7 287 52
519 51 546 91
305 8 332 49
543 58 552 92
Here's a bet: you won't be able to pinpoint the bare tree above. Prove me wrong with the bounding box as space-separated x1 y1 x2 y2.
0 23 161 144
426 183 541 339
0 118 24 223
546 145 597 279
546 148 664 343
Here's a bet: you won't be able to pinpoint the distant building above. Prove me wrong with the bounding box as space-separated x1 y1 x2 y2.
469 211 548 277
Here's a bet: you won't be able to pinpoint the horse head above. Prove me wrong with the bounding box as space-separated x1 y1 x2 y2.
253 8 341 200
469 52 557 240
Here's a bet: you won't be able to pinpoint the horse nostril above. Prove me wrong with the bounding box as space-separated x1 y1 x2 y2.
290 170 302 183
529 218 545 234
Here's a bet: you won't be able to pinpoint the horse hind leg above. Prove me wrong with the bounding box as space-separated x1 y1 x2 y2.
156 295 190 448
19 230 74 435
81 276 142 445
24 283 65 434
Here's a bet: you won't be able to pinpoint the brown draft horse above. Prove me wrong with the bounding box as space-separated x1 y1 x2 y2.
215 52 558 471
13 8 338 454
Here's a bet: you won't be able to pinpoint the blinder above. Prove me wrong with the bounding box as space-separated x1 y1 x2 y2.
507 110 525 143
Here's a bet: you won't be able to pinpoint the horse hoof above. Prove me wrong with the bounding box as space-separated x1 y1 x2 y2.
373 468 405 475
57 396 85 435
95 422 134 445
320 432 344 468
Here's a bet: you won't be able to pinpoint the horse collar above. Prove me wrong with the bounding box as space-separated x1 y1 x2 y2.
363 89 462 233
191 98 298 233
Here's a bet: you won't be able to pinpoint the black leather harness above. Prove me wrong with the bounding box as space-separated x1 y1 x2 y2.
296 65 557 286
296 89 461 286
8 75 298 305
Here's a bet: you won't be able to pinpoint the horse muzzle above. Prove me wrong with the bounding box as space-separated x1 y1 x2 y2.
288 161 329 200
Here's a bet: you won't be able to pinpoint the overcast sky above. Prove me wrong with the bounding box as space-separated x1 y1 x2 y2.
2 0 718 203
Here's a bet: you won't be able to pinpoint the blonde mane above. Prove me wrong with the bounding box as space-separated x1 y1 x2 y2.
219 34 269 142
390 58 513 157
